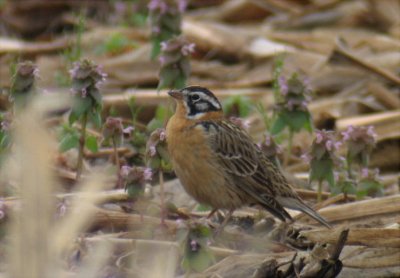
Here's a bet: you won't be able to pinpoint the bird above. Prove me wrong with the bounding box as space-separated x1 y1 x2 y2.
165 85 331 228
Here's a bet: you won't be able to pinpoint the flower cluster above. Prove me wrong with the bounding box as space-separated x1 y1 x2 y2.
341 125 377 167
148 0 188 58
146 128 166 157
306 130 342 189
102 117 134 146
271 73 313 135
276 75 312 112
69 59 106 126
10 61 39 107
158 36 195 89
146 128 172 172
121 165 152 198
69 59 106 99
258 133 281 166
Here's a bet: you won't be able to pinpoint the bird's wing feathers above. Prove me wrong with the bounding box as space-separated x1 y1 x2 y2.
195 120 330 227
198 121 282 205
208 120 259 177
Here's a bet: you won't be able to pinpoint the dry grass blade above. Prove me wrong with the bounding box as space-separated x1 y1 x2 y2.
300 228 400 247
7 101 56 278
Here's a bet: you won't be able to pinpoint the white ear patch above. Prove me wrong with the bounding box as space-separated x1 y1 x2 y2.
201 93 221 110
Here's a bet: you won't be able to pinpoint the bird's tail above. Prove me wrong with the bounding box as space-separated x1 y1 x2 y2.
276 196 332 228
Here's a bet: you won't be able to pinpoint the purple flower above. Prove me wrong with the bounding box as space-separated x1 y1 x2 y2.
190 239 199 252
123 126 134 135
316 132 323 144
143 168 153 181
159 130 166 141
121 166 153 190
1 121 9 131
341 125 354 141
178 0 188 12
149 145 157 157
160 41 168 51
325 140 333 151
361 168 369 178
278 76 288 96
301 153 311 163
148 0 168 14
120 165 132 178
367 126 377 140
181 43 195 56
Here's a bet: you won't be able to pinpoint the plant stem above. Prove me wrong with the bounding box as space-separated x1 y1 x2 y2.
159 170 165 225
76 112 88 180
112 136 121 188
317 180 322 202
112 136 120 170
285 129 293 167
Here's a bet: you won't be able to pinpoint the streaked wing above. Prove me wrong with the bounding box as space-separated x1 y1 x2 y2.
207 120 258 176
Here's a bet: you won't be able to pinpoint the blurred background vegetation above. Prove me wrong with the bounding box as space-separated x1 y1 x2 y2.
0 0 399 277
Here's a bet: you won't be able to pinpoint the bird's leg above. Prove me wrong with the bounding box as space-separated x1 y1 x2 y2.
207 208 218 219
214 209 235 235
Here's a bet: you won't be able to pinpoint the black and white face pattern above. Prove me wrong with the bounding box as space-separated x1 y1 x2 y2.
181 86 222 119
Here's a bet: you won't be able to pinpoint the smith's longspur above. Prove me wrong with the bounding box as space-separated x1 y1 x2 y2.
166 86 330 228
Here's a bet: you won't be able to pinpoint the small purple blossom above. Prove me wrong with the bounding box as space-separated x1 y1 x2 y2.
278 76 288 96
149 145 157 157
121 166 153 192
143 168 153 181
301 153 311 163
123 126 134 135
190 239 199 252
325 140 333 151
361 168 369 178
159 130 166 141
178 0 188 12
1 121 9 131
341 125 377 167
69 60 106 103
316 132 323 144
181 43 195 56
120 165 131 178
160 41 168 51
11 61 38 97
148 0 168 14
367 126 377 140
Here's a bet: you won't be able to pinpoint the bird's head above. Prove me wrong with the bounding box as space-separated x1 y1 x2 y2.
168 86 223 120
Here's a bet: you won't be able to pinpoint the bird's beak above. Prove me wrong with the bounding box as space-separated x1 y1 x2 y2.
168 90 183 100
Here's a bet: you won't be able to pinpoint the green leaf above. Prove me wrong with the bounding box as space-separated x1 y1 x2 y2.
90 90 103 106
182 245 215 273
69 97 91 124
282 111 309 132
89 110 102 128
59 133 79 152
270 115 287 135
195 204 212 212
147 118 163 132
151 36 162 59
85 135 98 153
155 105 168 121
127 184 144 199
357 179 384 198
310 158 335 188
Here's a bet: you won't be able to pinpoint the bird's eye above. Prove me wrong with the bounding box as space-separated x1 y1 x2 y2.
190 94 200 102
